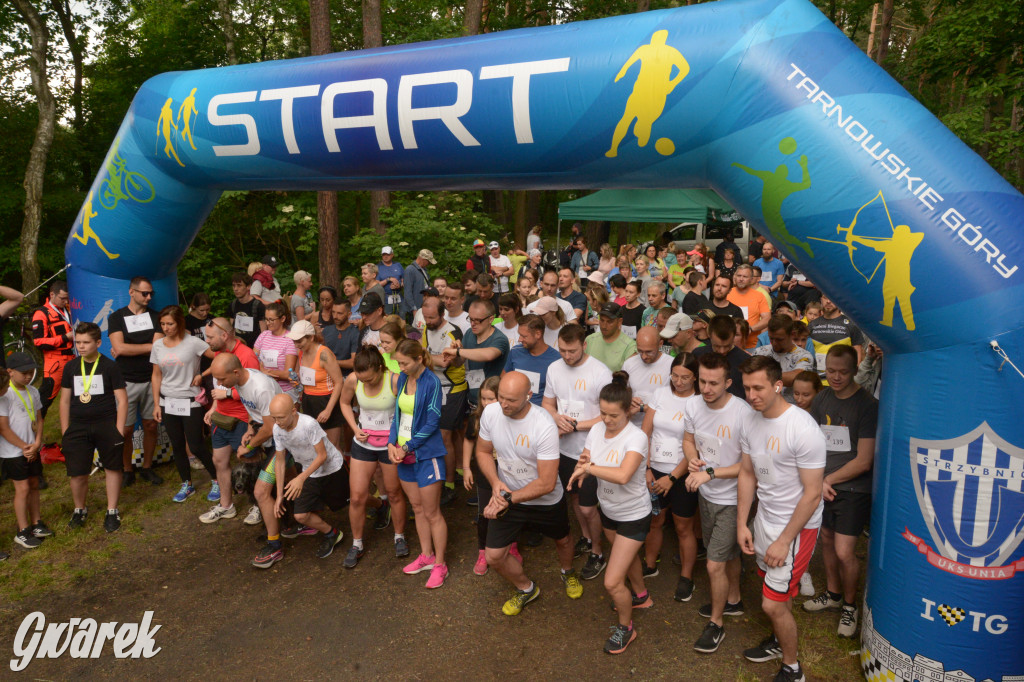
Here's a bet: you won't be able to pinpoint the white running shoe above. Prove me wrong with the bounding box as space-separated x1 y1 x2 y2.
200 504 237 524
243 505 262 526
799 572 815 597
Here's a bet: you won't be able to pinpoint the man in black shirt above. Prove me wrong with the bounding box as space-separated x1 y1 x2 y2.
714 230 744 264
708 276 745 319
60 322 128 532
106 276 163 487
692 316 747 400
229 272 267 349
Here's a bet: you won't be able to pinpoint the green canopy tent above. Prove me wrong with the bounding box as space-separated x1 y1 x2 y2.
555 188 738 251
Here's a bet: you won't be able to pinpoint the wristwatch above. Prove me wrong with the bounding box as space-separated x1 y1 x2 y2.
705 467 716 480
668 474 678 484
501 490 513 505
401 443 410 453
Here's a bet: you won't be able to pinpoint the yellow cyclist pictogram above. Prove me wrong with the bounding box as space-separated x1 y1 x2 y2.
99 137 155 210
71 191 119 260
157 97 185 167
177 88 199 151
808 191 924 331
605 30 689 158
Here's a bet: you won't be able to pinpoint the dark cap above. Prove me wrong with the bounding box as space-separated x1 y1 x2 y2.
420 287 440 298
6 352 39 373
261 255 279 267
775 300 799 313
357 292 384 314
598 303 623 319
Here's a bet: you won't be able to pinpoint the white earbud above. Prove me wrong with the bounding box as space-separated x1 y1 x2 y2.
775 386 781 393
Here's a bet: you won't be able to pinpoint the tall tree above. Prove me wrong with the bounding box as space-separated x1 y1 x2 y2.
363 0 390 236
464 0 482 35
876 0 894 64
49 0 88 188
12 0 54 301
310 0 339 287
217 0 239 64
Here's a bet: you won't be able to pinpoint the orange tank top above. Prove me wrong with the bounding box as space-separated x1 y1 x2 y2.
300 345 334 396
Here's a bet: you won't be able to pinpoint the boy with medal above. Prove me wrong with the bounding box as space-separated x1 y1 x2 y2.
60 322 129 532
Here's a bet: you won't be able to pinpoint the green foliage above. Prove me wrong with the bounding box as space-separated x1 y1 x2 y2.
345 192 502 282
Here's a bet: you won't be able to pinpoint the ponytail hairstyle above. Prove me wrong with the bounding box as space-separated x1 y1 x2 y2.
379 320 407 346
395 338 434 371
599 370 633 411
353 345 386 376
266 301 291 327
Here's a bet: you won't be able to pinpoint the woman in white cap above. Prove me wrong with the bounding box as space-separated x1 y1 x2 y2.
533 296 565 348
288 320 344 449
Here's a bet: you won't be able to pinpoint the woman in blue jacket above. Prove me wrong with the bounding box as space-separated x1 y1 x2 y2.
388 338 449 588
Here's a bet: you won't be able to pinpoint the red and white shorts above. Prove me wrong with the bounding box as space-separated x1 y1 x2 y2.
753 513 819 602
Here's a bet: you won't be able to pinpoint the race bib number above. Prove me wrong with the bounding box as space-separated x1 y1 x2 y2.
750 452 777 485
760 271 774 285
164 397 191 416
820 424 851 452
234 315 254 332
299 366 316 387
695 431 722 467
520 370 541 396
467 369 485 389
622 325 637 339
388 294 402 305
559 399 584 421
399 413 413 440
815 352 827 371
739 306 749 321
500 457 530 478
650 434 681 464
73 375 105 396
360 409 391 431
125 313 153 334
261 349 280 367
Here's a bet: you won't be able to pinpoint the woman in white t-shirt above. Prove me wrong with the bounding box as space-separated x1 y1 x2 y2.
150 305 218 503
640 352 700 602
568 373 652 655
495 294 521 349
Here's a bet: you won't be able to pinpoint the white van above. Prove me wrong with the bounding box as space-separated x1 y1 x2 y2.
669 214 752 258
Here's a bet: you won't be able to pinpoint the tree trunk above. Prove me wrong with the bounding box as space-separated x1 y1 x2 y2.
13 0 54 303
866 3 879 61
875 0 893 65
310 0 339 287
464 0 482 36
217 0 239 65
362 0 390 235
636 0 650 11
50 0 87 189
512 191 528 247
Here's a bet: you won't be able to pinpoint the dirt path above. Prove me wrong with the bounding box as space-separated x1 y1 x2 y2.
0 480 862 680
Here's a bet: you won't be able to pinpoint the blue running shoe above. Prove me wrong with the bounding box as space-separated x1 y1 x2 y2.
207 481 221 502
173 482 196 503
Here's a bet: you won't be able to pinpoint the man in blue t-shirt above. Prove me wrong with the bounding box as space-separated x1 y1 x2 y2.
376 246 405 314
441 299 509 406
503 314 561 406
753 242 786 299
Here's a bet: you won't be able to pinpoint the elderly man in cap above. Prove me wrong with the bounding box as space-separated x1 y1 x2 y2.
488 241 513 294
401 249 435 322
377 246 405 315
252 255 283 305
584 303 637 372
660 312 705 356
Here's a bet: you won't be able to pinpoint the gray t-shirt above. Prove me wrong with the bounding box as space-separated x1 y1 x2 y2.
150 335 210 399
0 386 41 459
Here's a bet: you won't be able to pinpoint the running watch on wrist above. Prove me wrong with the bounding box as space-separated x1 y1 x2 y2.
705 467 716 480
501 490 513 505
668 474 678 484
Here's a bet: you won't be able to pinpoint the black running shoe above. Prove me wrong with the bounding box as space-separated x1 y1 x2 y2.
698 600 745 618
31 521 55 539
104 510 121 533
603 624 637 654
580 553 607 580
67 509 87 530
773 663 806 682
14 530 42 549
573 536 592 559
343 544 365 569
316 530 344 559
674 576 695 602
374 500 392 531
744 634 783 663
694 621 725 653
138 467 164 485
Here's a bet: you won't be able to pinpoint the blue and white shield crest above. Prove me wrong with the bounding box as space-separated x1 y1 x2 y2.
910 422 1024 570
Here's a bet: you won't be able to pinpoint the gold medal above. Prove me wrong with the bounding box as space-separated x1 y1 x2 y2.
80 392 91 404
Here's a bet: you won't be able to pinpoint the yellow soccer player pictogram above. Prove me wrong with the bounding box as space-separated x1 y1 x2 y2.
605 30 689 158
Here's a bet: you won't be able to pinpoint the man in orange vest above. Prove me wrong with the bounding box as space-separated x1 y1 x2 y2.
31 281 74 417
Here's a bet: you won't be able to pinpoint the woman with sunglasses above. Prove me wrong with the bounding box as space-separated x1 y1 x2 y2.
254 302 300 401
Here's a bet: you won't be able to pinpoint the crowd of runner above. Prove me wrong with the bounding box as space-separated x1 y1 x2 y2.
0 225 883 681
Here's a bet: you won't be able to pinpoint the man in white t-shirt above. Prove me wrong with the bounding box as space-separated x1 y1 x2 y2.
623 327 673 427
477 372 583 615
441 281 471 334
526 270 577 322
269 394 347 561
488 242 513 294
682 352 754 654
752 316 814 404
542 323 612 581
736 355 825 682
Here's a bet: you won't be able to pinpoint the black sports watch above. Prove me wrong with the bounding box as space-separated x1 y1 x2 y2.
668 474 678 484
501 490 513 505
705 467 716 480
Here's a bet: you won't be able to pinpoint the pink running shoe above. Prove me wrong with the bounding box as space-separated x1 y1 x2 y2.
426 563 449 589
509 543 523 565
403 553 435 575
474 549 488 576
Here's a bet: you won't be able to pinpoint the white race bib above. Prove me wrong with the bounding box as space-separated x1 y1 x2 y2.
558 399 584 421
124 313 153 334
359 408 391 431
739 306 749 321
164 397 191 416
750 452 777 485
695 431 722 467
650 434 682 464
73 375 105 396
299 366 316 387
261 349 280 367
821 424 852 452
399 412 413 440
622 325 637 339
520 370 541 396
234 315 254 332
815 352 827 371
388 294 402 305
760 271 774 285
467 369 485 390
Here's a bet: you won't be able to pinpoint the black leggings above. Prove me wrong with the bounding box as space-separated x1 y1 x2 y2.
163 404 216 483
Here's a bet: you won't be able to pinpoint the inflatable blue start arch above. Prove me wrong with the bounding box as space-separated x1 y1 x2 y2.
65 0 1022 677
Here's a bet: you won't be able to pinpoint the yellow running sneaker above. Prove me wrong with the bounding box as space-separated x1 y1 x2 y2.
562 570 584 599
502 583 541 616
